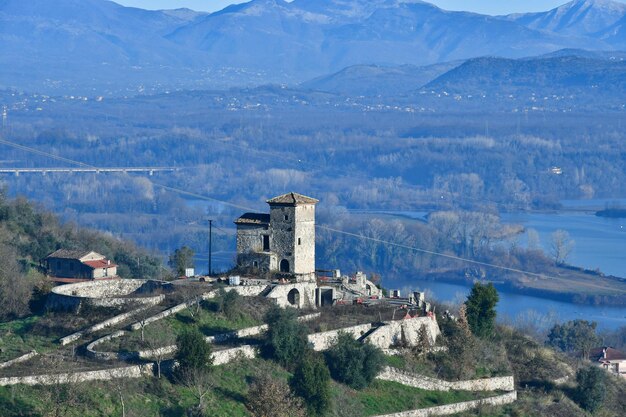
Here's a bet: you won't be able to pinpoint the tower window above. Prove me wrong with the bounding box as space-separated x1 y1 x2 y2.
298 238 301 245
284 214 289 221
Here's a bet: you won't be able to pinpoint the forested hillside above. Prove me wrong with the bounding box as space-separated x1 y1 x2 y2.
0 189 162 319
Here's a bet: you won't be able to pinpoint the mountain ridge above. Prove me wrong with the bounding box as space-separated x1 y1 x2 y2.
1 0 625 94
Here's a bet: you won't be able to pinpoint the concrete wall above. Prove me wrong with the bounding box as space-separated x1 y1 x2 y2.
0 364 153 387
377 367 515 392
371 391 518 417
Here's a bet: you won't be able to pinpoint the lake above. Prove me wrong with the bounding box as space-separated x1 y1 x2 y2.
393 278 626 331
355 199 626 330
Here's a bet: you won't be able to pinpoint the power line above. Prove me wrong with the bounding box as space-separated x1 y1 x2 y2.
0 135 574 282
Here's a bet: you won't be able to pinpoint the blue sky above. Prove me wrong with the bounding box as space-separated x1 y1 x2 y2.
114 0 626 15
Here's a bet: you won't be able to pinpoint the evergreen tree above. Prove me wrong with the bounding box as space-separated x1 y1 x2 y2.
168 246 195 276
546 320 599 359
291 353 331 417
262 305 309 369
175 327 213 373
325 332 385 390
465 282 499 338
575 366 606 413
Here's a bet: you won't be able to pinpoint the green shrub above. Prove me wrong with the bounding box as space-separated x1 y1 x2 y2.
325 332 385 390
465 282 499 338
291 353 332 417
175 327 213 372
575 366 606 413
262 305 309 369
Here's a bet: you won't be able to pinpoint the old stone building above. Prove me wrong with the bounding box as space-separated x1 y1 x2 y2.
235 192 318 282
45 249 118 282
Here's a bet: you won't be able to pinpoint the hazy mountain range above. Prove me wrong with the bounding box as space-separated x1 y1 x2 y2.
1 0 626 94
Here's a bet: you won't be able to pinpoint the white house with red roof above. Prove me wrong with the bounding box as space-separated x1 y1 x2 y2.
590 347 626 379
45 249 118 282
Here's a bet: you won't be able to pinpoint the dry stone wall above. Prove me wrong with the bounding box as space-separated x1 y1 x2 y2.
60 304 154 345
364 316 440 349
377 367 515 392
372 391 517 417
0 364 153 387
0 351 39 369
47 279 169 310
307 323 374 351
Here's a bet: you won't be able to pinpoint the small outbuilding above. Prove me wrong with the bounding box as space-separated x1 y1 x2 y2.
45 249 118 282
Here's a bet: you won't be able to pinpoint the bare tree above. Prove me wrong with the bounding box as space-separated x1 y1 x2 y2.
144 322 176 379
550 229 574 265
177 367 215 416
247 375 306 417
0 242 35 319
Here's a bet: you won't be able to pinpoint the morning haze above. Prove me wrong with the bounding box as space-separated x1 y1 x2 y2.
0 0 625 416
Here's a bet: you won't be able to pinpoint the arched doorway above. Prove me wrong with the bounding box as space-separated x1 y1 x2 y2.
280 259 290 273
287 288 300 306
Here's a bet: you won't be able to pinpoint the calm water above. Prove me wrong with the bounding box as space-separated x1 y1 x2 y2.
501 211 625 277
357 200 626 330
396 278 626 331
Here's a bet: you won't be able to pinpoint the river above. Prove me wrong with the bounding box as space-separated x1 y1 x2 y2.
392 278 626 331
354 199 626 330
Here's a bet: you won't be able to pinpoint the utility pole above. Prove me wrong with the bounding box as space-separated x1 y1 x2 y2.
208 219 213 276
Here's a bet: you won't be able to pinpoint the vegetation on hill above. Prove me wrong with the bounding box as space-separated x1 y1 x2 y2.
0 190 162 320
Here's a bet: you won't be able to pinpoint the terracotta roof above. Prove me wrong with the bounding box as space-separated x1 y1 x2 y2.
83 259 117 269
235 213 270 225
590 347 626 362
267 192 318 205
46 249 95 260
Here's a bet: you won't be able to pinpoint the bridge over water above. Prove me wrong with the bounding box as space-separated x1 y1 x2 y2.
0 167 179 176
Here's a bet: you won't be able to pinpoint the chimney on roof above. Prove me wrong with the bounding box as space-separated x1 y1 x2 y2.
107 259 111 266
603 347 607 359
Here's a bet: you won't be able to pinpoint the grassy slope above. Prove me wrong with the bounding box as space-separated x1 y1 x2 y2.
0 358 490 417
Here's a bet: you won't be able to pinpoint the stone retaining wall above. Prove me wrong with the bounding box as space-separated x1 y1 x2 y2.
307 323 374 351
128 285 268 331
372 391 517 417
212 345 257 365
0 351 39 369
377 367 515 392
0 364 153 387
47 279 170 310
364 316 440 350
60 304 154 345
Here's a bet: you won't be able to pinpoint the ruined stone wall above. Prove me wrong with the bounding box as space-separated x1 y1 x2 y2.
0 351 39 369
364 317 440 349
236 224 267 254
307 323 374 351
377 367 515 392
266 282 317 308
371 391 518 417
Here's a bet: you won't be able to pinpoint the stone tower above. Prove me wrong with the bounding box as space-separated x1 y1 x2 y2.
267 192 318 280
